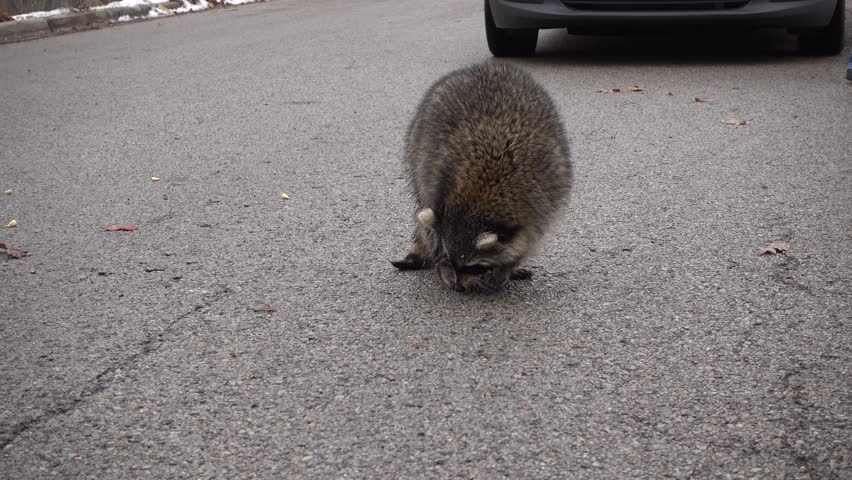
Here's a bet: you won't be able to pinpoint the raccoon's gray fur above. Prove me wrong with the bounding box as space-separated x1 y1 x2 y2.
391 62 572 292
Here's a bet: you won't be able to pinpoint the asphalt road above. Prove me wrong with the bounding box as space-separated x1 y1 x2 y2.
1 1 851 478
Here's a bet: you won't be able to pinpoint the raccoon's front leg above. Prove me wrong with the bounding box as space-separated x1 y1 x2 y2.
391 208 439 271
510 267 533 280
391 236 434 270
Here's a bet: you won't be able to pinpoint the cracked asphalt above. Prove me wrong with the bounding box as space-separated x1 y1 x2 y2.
1 0 850 478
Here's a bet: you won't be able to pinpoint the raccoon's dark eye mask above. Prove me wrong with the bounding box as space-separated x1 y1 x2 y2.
458 264 491 276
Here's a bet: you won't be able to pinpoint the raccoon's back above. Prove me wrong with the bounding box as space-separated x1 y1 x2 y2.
404 62 571 227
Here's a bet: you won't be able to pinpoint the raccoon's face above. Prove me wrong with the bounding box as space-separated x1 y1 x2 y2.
418 208 528 292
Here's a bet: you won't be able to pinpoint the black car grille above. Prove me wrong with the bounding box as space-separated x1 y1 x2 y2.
561 0 749 11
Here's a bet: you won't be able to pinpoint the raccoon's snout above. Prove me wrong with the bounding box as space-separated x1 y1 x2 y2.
437 259 481 292
478 268 512 292
437 258 509 293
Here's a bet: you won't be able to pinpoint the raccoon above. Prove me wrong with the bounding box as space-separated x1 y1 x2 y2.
391 62 572 292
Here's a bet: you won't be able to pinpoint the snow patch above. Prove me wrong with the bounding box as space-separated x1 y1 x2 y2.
113 4 174 22
175 0 211 14
92 0 169 9
146 5 173 17
11 0 263 22
12 8 71 20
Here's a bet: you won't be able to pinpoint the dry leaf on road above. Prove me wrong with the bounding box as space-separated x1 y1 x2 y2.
281 193 290 199
759 241 789 256
3 189 11 195
0 242 28 259
6 219 17 228
723 118 750 126
105 225 139 232
627 85 643 92
151 177 160 182
694 97 713 103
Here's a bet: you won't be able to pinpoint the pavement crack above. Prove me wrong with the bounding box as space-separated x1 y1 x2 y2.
0 287 230 450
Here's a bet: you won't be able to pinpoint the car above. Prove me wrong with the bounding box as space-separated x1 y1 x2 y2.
485 0 846 56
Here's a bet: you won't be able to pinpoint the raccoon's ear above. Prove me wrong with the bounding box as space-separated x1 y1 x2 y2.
475 232 499 250
416 208 436 228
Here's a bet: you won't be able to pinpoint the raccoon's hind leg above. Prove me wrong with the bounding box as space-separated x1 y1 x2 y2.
510 267 533 280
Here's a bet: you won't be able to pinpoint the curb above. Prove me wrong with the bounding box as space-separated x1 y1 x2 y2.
0 1 183 44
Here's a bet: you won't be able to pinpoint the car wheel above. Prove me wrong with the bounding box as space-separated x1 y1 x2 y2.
485 0 538 57
797 0 844 55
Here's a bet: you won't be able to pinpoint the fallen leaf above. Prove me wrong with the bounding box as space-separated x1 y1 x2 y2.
144 267 165 272
250 304 277 313
759 241 789 256
281 193 290 200
3 189 11 195
694 97 713 103
151 177 160 182
105 225 139 231
723 118 750 126
627 85 643 92
610 88 621 93
29 267 37 274
6 219 17 228
0 242 28 259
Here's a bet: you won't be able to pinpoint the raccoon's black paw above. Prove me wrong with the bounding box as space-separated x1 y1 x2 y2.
510 267 532 280
391 254 430 271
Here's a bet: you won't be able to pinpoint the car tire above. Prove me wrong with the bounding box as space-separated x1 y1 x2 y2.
485 0 538 57
797 0 844 55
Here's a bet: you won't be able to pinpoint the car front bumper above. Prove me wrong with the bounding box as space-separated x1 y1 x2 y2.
489 0 837 30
